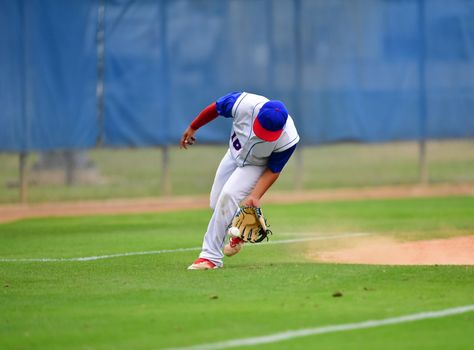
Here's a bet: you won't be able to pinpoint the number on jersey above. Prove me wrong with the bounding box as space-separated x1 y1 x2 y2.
231 132 242 151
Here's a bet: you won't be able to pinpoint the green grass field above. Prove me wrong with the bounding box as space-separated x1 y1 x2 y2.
1 196 473 349
1 140 473 203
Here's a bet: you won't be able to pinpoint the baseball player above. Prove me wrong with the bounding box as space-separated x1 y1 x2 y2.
180 91 300 270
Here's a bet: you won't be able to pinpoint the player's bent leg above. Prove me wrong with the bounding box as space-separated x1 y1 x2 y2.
192 163 265 269
209 150 237 210
219 165 266 258
198 188 239 265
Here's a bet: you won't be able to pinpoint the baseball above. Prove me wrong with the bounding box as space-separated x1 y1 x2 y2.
227 226 240 237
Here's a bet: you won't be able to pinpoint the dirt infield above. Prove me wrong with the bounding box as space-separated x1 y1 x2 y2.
309 235 474 265
0 183 473 224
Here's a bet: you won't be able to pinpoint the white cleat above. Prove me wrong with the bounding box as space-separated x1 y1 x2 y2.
187 258 219 270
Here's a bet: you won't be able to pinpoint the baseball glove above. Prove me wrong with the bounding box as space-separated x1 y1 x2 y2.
229 206 272 243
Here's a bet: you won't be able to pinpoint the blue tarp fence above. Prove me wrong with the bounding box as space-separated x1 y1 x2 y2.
1 0 473 152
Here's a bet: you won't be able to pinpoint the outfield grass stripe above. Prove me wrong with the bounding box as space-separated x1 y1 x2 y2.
0 232 369 262
163 304 474 350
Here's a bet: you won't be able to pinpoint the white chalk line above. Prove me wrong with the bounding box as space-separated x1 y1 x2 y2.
0 232 369 262
162 304 474 350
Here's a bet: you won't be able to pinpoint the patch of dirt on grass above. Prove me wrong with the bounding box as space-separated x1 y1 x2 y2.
308 235 474 265
0 183 473 224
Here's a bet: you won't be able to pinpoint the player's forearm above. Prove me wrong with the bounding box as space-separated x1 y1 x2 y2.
250 168 280 200
190 102 219 130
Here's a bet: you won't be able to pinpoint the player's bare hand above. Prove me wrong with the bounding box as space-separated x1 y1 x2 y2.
180 127 197 149
243 196 260 208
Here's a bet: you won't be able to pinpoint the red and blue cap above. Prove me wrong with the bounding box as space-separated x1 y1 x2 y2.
253 100 288 142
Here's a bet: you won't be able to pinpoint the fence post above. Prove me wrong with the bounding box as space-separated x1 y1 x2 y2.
19 152 28 203
96 0 106 146
159 0 171 197
418 141 428 184
417 0 428 185
64 151 76 186
293 0 304 191
294 147 304 191
161 146 171 196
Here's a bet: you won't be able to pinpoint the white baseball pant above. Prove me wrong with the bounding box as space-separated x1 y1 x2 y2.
199 149 266 267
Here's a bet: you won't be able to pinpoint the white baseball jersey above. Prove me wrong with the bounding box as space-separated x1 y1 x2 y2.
227 92 300 167
195 91 300 267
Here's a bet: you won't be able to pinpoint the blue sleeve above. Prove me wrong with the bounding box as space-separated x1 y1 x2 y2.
267 144 298 173
215 91 242 118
